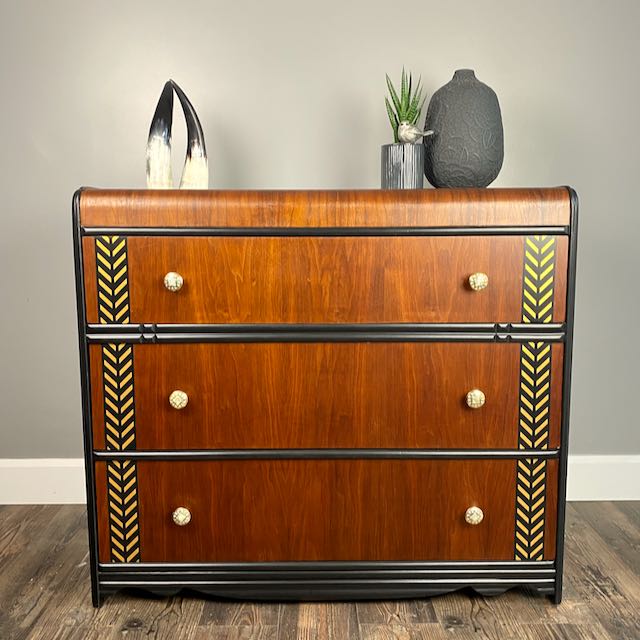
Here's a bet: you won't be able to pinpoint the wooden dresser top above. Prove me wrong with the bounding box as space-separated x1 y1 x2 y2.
77 187 571 228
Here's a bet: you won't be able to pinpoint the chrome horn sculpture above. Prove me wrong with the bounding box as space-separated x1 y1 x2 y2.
146 80 208 189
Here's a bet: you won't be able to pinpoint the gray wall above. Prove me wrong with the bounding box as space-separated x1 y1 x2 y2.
1 0 638 457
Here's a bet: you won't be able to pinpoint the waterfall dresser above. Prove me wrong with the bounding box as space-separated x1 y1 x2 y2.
73 187 578 606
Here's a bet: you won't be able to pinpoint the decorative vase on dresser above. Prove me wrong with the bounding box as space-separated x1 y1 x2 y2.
73 187 578 606
423 69 504 188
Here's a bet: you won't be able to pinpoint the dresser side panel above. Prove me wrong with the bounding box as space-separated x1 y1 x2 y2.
95 462 110 563
552 237 568 323
82 237 98 324
89 346 104 448
544 460 558 560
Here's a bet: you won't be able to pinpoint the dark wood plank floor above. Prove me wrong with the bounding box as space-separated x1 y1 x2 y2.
0 502 638 639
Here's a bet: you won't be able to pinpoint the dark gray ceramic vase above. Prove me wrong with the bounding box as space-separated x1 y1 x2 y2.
423 69 503 188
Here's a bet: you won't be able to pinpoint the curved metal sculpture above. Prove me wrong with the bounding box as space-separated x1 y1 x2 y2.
146 80 208 189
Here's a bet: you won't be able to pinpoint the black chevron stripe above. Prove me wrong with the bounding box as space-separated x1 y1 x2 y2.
101 342 137 452
96 235 131 324
515 235 557 562
95 236 141 563
106 460 140 563
515 457 547 560
521 235 556 324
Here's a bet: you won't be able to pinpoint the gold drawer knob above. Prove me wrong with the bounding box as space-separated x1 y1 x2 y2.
164 271 184 292
169 390 189 410
466 389 486 409
468 272 489 291
465 506 484 525
172 507 192 526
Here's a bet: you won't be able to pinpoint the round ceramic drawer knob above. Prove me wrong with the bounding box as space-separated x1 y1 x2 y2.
466 389 486 409
468 272 489 291
465 506 484 525
169 390 189 410
172 507 191 526
164 271 184 292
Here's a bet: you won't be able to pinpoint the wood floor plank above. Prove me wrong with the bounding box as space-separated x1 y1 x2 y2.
356 600 436 625
572 501 640 575
293 603 320 640
290 603 359 640
495 623 612 640
0 505 39 561
429 590 562 639
1 506 88 640
275 603 300 640
199 600 280 627
0 503 638 639
62 593 204 640
110 595 202 640
616 501 640 525
193 626 278 639
358 624 434 639
556 503 640 639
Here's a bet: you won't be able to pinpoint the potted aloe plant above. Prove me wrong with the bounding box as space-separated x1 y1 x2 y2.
381 69 431 189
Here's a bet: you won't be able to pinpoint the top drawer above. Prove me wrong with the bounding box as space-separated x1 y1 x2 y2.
83 235 568 324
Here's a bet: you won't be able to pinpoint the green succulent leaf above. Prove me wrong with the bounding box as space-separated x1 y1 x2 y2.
385 74 401 115
385 97 399 142
408 78 422 113
407 87 422 123
401 68 409 113
385 69 427 140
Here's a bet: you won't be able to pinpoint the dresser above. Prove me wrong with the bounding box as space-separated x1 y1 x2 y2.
73 187 578 606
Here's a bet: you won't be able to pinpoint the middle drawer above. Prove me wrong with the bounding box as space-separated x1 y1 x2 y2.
90 342 563 450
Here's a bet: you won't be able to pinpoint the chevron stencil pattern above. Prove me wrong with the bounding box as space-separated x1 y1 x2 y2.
515 236 557 561
95 236 141 563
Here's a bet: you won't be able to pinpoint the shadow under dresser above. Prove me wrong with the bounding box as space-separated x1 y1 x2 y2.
73 187 578 606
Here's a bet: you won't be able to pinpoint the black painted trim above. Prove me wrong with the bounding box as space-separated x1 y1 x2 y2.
86 332 566 344
85 322 566 344
93 448 560 461
72 189 101 607
554 187 579 603
88 322 566 334
96 561 556 600
99 560 554 571
82 225 570 237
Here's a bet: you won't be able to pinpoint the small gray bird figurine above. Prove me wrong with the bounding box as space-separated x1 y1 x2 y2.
397 121 434 144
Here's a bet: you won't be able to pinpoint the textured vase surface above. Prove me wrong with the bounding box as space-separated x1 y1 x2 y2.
423 69 503 188
381 143 424 189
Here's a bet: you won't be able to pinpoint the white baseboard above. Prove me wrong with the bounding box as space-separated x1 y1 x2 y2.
0 455 638 504
0 459 86 504
566 455 640 501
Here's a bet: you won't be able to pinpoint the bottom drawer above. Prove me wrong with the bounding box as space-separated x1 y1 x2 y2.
95 458 558 564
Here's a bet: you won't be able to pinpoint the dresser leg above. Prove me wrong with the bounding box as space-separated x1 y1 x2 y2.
91 582 102 608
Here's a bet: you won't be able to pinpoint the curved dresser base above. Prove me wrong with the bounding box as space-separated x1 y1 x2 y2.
97 561 558 604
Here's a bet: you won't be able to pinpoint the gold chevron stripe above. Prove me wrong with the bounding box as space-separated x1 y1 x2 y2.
515 236 556 561
95 236 141 563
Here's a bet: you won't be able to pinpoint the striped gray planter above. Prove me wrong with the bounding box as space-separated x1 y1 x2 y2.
381 143 424 189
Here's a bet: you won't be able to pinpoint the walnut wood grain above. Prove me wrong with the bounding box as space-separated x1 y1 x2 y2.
95 459 560 563
83 235 568 324
89 343 564 450
78 188 571 228
82 236 98 325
